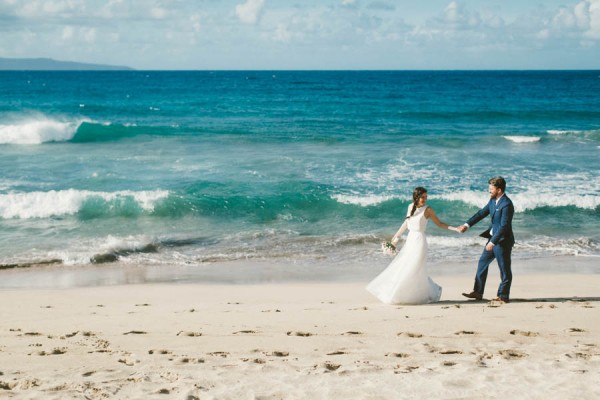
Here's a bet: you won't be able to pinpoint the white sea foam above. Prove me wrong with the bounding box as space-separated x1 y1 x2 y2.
0 189 169 219
440 190 599 212
503 135 541 143
0 115 90 144
516 236 598 256
547 129 600 135
331 193 403 206
547 129 574 135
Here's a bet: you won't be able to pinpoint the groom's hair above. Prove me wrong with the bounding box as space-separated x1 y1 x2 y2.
489 176 506 192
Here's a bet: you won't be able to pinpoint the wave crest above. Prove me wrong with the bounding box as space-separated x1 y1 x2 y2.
439 191 599 212
0 189 169 219
0 116 90 144
503 135 541 143
330 193 402 206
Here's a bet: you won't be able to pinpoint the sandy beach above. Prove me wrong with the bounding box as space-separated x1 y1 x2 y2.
1 269 599 399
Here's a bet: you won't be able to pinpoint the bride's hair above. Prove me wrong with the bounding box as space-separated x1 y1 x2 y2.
406 187 428 219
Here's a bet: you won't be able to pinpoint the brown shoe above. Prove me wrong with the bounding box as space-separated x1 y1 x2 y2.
491 297 510 304
462 291 483 301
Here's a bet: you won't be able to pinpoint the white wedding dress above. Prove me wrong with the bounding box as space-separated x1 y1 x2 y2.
366 205 442 305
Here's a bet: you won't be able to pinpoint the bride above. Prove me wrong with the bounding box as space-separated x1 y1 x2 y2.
366 187 458 305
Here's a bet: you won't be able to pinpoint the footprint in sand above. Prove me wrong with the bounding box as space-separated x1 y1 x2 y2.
386 352 410 358
510 329 539 337
323 362 341 371
148 349 172 355
394 365 419 374
263 351 289 357
233 330 259 335
568 328 586 333
477 352 494 364
327 350 347 356
565 352 592 360
207 351 230 358
123 330 147 335
454 330 477 335
442 361 457 366
287 331 314 337
177 331 203 337
397 332 423 338
177 357 205 364
341 331 363 336
439 350 463 355
499 349 528 359
37 348 67 356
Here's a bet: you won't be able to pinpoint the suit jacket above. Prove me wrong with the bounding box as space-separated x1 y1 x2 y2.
467 195 515 247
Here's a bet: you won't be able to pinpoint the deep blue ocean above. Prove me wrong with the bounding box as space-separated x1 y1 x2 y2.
0 71 599 275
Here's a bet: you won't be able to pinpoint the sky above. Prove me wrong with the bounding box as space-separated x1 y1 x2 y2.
0 0 599 70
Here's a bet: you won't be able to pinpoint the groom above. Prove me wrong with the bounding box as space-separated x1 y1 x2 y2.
459 176 515 303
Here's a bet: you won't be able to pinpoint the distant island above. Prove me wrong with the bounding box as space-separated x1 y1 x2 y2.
0 57 133 71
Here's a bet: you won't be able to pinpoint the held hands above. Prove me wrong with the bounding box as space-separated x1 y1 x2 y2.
457 225 468 233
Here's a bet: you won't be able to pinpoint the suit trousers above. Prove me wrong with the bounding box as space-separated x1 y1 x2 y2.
473 241 513 299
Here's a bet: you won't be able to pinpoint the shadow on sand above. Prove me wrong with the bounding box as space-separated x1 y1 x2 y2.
437 297 600 305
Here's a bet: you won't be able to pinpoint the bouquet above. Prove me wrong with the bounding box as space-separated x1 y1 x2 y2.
381 241 397 256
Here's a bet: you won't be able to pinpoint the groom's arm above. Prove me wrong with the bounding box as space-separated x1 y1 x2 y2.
465 203 491 228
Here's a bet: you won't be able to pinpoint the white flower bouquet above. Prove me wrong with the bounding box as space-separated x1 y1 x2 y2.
381 241 397 256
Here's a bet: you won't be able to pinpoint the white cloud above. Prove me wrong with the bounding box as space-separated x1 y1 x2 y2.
574 1 590 28
367 1 395 12
83 27 96 43
273 23 292 42
0 0 598 69
190 14 202 33
150 7 168 19
62 25 74 40
542 0 600 40
586 0 600 38
235 0 265 25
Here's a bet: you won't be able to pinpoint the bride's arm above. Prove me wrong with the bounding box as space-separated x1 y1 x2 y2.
425 207 458 231
391 219 408 246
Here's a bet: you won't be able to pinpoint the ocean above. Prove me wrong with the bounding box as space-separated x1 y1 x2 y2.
1 70 599 281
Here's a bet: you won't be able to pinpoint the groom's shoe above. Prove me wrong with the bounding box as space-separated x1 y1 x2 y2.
491 297 510 304
462 291 483 301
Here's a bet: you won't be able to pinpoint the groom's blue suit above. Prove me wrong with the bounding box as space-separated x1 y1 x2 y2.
467 194 515 299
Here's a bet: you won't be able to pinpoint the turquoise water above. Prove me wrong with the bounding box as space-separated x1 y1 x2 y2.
0 71 599 271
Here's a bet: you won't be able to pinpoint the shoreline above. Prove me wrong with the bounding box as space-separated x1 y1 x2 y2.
1 275 598 398
0 254 598 290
